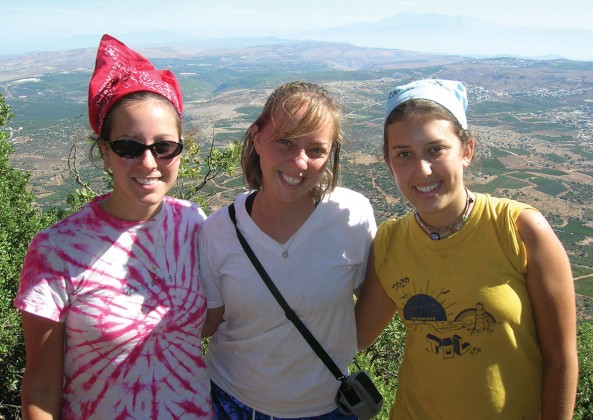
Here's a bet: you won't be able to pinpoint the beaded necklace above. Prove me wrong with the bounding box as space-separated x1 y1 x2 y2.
414 188 475 240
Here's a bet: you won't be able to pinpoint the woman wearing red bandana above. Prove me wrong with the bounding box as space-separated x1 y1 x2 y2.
14 35 214 419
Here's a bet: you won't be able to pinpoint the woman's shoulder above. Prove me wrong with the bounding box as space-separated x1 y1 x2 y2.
329 186 369 200
478 193 536 218
42 197 99 233
377 211 412 232
201 192 251 229
373 212 414 264
163 195 201 211
326 187 375 222
327 187 372 209
203 204 231 224
163 195 207 223
28 198 105 251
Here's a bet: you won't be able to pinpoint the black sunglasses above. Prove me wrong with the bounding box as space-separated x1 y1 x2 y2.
104 139 183 159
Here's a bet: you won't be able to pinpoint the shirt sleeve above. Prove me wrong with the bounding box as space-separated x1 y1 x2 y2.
198 215 224 309
14 231 69 322
355 196 377 289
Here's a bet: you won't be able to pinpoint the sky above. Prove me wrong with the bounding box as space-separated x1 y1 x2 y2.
1 0 593 59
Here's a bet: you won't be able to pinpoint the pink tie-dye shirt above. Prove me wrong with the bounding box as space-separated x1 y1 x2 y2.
15 194 213 419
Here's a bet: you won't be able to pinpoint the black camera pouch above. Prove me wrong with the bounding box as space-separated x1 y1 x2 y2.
336 370 383 419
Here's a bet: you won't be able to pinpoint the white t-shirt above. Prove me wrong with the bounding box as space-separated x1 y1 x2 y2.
15 194 213 420
199 187 376 417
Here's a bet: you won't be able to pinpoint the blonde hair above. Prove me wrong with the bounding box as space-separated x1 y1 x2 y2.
241 81 343 202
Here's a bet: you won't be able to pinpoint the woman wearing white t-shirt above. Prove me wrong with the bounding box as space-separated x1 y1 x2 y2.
199 81 376 419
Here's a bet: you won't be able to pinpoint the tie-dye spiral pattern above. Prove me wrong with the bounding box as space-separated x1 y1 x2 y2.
15 194 213 419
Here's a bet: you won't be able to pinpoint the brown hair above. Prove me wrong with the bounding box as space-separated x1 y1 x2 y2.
383 99 473 158
241 81 343 202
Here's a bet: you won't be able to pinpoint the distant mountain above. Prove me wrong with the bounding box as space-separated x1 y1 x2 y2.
3 13 592 62
306 13 593 62
0 41 465 83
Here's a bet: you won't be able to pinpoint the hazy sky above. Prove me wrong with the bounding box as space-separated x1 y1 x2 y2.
2 0 592 56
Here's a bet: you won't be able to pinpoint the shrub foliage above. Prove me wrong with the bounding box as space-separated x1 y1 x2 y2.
0 95 59 418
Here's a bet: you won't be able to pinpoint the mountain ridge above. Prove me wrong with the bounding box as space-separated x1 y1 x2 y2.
309 13 593 61
3 12 593 61
0 40 466 83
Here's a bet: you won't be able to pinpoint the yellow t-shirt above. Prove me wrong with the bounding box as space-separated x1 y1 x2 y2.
375 193 542 419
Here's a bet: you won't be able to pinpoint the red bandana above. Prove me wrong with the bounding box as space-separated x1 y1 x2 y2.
88 34 183 134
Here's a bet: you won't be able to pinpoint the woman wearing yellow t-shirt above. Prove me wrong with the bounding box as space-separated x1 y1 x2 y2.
355 79 578 419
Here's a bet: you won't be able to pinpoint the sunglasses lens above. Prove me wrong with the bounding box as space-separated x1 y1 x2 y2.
111 141 146 159
108 140 183 159
153 141 183 159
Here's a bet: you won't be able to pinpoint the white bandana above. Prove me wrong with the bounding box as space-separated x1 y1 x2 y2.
384 79 468 128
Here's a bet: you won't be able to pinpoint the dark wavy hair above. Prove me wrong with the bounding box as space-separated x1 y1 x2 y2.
383 99 473 158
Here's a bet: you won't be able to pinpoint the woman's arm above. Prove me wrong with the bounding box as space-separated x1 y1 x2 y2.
202 306 225 338
355 244 397 350
20 311 65 420
518 209 578 420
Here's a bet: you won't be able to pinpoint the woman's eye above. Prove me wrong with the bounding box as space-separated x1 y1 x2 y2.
309 147 325 156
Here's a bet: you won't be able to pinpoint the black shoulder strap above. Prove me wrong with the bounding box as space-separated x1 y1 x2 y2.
228 203 345 381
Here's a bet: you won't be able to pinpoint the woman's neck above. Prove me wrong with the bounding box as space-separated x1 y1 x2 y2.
414 188 475 240
100 194 163 221
250 190 317 243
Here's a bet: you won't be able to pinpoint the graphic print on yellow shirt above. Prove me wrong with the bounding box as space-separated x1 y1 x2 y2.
393 275 499 361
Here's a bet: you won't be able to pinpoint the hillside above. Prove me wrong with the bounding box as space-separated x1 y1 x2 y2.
2 41 593 318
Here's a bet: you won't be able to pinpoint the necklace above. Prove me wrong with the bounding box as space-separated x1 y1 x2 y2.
279 234 298 259
414 188 475 240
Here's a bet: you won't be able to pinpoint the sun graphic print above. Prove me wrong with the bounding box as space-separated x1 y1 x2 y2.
398 279 497 360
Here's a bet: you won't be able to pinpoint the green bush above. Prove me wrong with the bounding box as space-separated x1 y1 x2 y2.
350 317 405 419
0 95 58 419
574 322 593 419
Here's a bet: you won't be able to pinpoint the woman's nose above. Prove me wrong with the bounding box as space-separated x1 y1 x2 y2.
416 158 432 177
293 149 309 170
138 148 158 168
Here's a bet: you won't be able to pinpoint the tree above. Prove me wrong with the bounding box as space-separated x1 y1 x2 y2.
174 128 242 210
0 95 58 418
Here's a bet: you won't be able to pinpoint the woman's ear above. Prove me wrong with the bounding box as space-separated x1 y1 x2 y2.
99 140 113 170
463 137 475 168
